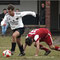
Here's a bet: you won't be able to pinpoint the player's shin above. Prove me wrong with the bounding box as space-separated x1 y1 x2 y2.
18 44 25 56
54 46 60 51
40 44 49 52
17 40 25 56
11 42 16 55
40 44 51 55
50 45 60 51
34 44 50 51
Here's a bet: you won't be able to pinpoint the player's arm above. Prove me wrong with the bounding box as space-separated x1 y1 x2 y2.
35 40 40 56
23 43 27 51
21 11 36 17
1 15 8 26
34 35 40 56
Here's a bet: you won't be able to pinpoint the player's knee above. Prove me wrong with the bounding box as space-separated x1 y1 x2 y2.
49 45 55 49
12 34 16 38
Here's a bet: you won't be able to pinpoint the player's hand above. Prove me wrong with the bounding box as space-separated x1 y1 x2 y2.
3 24 6 26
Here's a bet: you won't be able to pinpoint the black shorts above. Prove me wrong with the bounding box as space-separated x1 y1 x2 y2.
12 27 25 38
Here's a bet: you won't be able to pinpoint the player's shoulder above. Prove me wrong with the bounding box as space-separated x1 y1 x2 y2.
15 12 21 15
5 13 9 16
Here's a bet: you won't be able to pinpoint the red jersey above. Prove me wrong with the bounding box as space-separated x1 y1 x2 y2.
26 28 51 42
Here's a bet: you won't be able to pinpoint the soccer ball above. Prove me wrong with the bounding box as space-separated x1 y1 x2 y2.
3 50 11 57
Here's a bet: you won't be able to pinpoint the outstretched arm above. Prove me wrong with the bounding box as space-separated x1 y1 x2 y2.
21 11 36 17
23 43 27 51
35 40 40 56
33 35 40 56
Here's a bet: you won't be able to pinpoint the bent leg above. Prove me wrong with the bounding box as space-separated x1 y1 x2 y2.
49 45 60 51
45 33 60 51
39 44 50 51
34 43 51 55
34 43 50 51
11 31 19 53
16 38 24 54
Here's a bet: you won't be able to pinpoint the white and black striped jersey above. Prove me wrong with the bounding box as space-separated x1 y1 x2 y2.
1 11 36 30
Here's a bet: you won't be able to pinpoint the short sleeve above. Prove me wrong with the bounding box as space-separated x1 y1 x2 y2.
34 35 40 42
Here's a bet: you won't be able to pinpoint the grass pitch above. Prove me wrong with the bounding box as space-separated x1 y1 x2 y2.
0 36 60 60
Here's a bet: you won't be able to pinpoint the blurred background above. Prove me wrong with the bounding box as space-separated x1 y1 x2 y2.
0 0 60 35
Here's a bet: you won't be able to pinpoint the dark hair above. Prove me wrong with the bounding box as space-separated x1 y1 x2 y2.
16 9 19 11
7 4 15 11
25 37 32 46
3 8 7 11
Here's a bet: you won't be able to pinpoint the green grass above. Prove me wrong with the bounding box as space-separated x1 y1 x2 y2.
0 36 60 60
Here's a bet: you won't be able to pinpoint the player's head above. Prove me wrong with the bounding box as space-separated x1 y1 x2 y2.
3 8 7 14
16 9 20 12
25 37 33 46
7 4 15 16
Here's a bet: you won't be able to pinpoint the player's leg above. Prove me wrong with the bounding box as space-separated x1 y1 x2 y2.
49 44 60 51
11 31 19 55
45 33 60 51
34 43 50 52
16 37 25 56
11 30 25 55
11 28 25 56
34 43 51 55
39 44 51 55
16 28 25 56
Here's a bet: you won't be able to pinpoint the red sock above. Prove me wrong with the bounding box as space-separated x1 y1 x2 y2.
55 46 60 51
40 44 49 52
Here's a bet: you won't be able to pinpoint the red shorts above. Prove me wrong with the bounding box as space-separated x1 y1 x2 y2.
40 32 53 46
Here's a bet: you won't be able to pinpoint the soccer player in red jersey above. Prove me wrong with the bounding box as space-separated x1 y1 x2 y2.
24 28 60 56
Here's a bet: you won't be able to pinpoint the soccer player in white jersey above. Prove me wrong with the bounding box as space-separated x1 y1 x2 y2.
1 4 36 56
